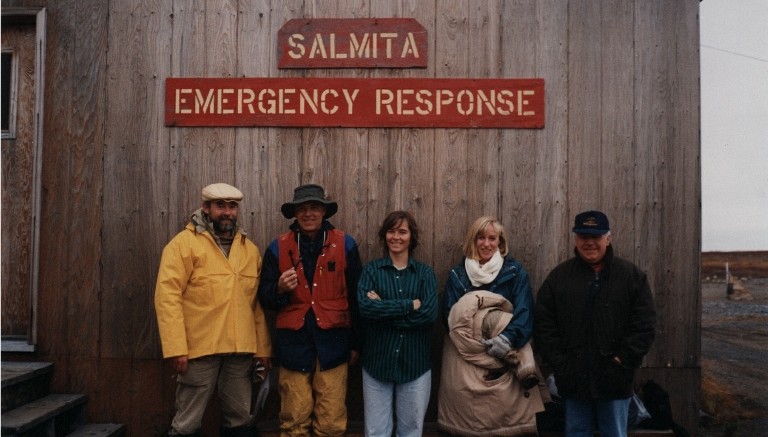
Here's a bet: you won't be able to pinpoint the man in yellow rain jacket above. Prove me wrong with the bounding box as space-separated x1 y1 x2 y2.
155 183 272 437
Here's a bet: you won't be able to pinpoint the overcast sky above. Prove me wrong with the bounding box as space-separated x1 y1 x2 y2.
700 0 768 251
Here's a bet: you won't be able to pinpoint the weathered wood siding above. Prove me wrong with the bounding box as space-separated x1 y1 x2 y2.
1 0 701 435
1 22 37 337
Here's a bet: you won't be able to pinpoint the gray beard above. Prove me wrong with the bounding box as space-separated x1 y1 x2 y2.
212 218 236 234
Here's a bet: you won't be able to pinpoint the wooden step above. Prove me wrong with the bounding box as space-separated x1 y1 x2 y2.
1 361 54 412
1 362 53 387
1 393 87 436
66 423 126 436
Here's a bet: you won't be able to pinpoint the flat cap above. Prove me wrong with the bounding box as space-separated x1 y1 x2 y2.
201 183 243 202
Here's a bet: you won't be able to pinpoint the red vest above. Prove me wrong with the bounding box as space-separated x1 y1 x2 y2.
276 229 351 330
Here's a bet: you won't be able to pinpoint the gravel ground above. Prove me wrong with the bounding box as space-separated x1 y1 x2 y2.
700 278 768 437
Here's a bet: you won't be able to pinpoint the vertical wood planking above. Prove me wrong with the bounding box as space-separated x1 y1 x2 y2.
655 0 701 369
532 0 569 288
633 1 668 367
0 25 36 335
673 0 702 369
363 120 399 259
235 0 273 248
63 0 107 367
499 1 538 270
102 0 171 360
600 0 636 261
466 2 501 218
566 0 603 217
366 0 405 261
433 1 469 281
264 0 306 246
298 1 335 220
169 0 207 230
398 0 437 272
28 0 109 398
83 358 168 436
201 0 238 186
145 0 176 358
36 0 76 364
132 359 171 436
82 359 129 430
307 0 370 254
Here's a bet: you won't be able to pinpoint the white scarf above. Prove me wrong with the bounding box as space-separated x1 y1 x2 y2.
465 251 503 287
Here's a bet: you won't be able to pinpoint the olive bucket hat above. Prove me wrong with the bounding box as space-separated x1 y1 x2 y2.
280 184 338 219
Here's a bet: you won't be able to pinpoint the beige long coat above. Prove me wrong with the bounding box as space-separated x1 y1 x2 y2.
438 291 547 436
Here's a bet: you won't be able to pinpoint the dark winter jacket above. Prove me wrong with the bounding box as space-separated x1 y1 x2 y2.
534 246 656 399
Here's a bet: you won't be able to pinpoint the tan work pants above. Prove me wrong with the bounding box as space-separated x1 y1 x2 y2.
278 361 348 437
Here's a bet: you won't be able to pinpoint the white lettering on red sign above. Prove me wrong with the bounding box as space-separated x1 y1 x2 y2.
175 87 537 117
287 32 420 60
176 87 362 115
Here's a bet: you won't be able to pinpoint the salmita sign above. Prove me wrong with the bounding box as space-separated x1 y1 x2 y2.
277 18 428 68
165 77 545 128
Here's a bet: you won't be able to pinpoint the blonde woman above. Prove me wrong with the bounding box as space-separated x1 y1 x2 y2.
438 216 546 436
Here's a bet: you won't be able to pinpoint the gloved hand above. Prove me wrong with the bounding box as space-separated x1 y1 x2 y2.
482 334 512 360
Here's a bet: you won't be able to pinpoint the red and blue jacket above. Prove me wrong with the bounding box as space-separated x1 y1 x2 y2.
259 220 362 372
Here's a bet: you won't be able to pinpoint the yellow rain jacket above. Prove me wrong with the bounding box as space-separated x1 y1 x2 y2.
155 216 272 360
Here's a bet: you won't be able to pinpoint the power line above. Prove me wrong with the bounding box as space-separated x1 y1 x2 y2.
700 44 768 63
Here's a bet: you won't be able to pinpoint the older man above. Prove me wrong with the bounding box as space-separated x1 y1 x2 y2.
155 183 272 437
534 210 656 437
258 183 362 437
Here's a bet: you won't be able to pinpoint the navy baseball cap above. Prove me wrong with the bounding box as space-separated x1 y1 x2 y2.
572 210 610 235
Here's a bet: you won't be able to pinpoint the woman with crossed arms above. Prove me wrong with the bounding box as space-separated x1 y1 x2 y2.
357 211 438 437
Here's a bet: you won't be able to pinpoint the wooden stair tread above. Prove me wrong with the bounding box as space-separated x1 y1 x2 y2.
66 423 126 436
1 361 53 388
1 393 86 433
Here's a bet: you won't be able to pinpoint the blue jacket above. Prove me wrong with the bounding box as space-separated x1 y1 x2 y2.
443 256 535 348
258 220 362 372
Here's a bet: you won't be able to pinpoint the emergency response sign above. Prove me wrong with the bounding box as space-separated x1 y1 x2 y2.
165 77 545 129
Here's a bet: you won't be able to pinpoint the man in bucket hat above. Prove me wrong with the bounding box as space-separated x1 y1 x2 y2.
534 210 656 437
155 183 272 437
259 184 362 437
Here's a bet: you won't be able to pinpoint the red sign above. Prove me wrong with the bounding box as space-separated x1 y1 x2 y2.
278 18 428 68
165 77 545 129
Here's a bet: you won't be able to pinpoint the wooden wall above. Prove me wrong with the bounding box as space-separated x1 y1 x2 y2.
1 0 701 435
1 22 37 336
